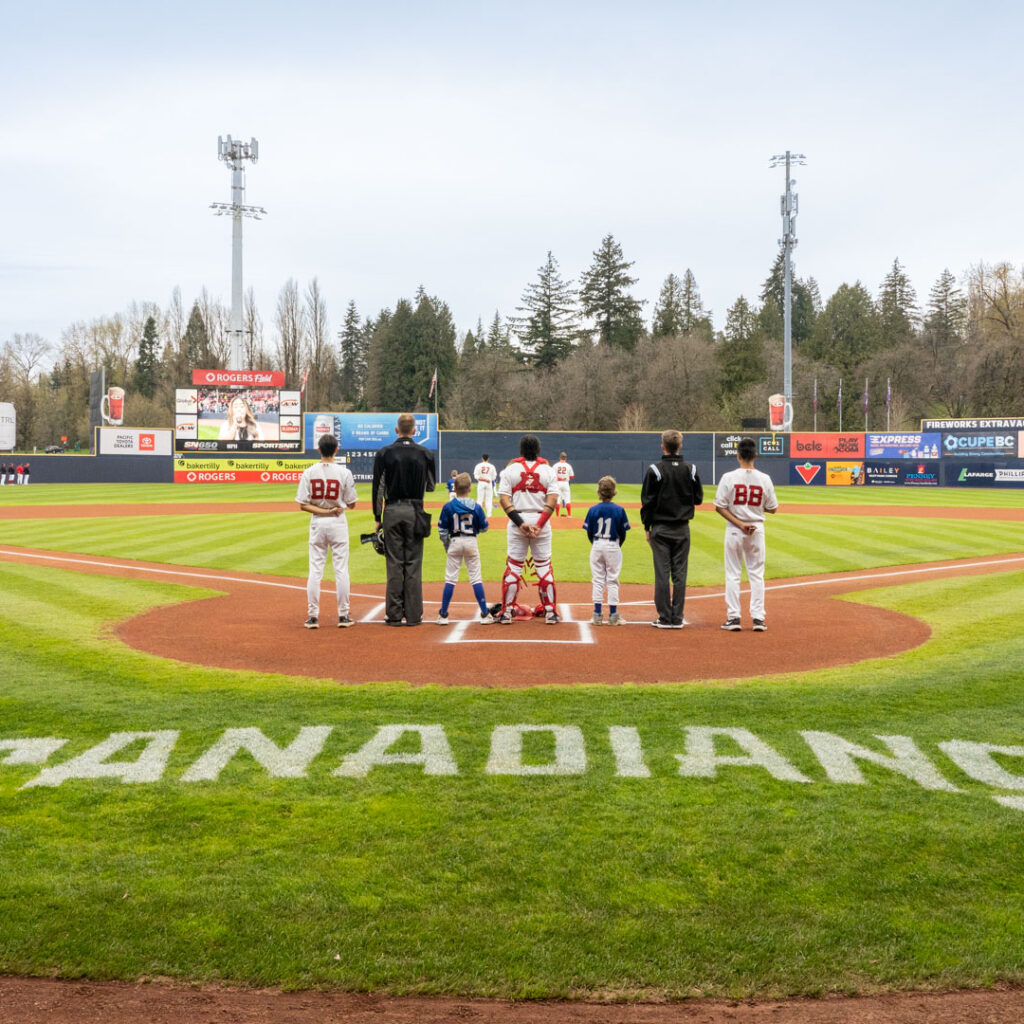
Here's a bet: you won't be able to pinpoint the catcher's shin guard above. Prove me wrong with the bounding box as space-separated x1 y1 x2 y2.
534 558 557 612
500 558 525 613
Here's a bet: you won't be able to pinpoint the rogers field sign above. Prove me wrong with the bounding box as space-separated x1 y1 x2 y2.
191 369 286 387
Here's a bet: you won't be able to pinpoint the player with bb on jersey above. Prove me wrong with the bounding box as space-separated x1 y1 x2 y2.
296 433 358 629
714 436 779 632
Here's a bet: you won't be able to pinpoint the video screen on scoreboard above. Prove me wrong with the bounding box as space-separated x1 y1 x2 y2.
174 387 303 452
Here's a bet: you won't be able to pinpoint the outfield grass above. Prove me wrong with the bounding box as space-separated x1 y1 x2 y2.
0 559 1023 997
0 491 1022 587
3 481 1024 510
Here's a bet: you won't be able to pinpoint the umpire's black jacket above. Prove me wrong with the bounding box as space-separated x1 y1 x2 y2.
640 454 703 529
372 436 436 520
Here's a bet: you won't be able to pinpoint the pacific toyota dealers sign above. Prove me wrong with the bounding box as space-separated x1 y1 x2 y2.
96 427 173 456
191 369 286 387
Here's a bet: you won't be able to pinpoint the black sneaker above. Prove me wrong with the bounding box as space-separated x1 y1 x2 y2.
752 619 767 632
650 619 673 629
338 616 354 628
304 617 319 629
721 618 742 631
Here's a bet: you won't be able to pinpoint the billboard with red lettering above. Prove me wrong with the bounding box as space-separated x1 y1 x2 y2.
789 433 865 459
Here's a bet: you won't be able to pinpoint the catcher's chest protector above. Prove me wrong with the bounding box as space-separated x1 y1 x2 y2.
510 458 547 494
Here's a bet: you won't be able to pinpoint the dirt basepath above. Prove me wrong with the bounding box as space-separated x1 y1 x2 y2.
2 976 1023 1024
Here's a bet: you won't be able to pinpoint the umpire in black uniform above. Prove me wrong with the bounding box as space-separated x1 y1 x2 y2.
372 413 436 626
640 429 704 629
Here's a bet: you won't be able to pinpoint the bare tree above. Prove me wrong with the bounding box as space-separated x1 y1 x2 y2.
4 333 52 382
198 287 229 367
304 278 333 408
243 287 267 369
274 279 305 382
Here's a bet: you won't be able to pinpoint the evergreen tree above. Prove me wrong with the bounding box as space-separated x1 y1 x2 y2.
758 247 816 346
512 252 580 368
716 296 765 400
806 282 882 374
651 273 685 337
877 257 919 347
678 269 713 339
183 300 211 371
579 234 645 350
337 300 363 404
922 268 969 415
487 310 511 350
133 315 159 398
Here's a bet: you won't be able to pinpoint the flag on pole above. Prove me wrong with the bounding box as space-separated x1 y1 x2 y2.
813 378 818 412
300 367 309 395
886 378 891 409
428 367 437 398
837 378 843 413
863 378 869 414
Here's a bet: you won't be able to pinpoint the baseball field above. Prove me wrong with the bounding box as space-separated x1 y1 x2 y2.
1 481 1023 1021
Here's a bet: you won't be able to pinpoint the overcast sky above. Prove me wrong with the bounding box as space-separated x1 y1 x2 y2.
3 0 1022 356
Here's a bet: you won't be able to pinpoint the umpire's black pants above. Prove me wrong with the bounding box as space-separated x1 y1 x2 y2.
382 503 424 624
649 522 691 626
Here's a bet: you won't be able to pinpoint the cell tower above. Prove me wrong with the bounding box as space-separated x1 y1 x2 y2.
210 136 266 371
769 150 806 431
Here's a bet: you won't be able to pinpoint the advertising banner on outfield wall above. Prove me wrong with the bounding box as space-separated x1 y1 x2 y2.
790 433 864 459
941 431 1018 457
97 427 173 456
922 417 1024 430
790 461 825 485
0 402 15 451
866 433 941 459
173 456 322 483
715 433 787 459
863 461 941 486
826 461 866 485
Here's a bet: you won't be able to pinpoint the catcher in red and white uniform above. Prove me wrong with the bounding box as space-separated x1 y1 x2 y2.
296 433 358 629
473 453 497 517
714 437 779 632
496 435 560 624
554 452 574 516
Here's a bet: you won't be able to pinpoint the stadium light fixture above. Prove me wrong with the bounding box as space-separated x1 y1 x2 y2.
769 151 806 431
211 136 266 371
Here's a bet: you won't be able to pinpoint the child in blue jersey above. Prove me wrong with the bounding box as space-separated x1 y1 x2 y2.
582 476 630 625
436 473 495 624
446 469 458 500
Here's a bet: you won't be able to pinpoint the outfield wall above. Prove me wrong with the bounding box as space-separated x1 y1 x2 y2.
10 429 1024 487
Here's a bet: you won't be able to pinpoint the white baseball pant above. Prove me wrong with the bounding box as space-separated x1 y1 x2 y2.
724 524 766 621
445 536 483 585
476 481 494 517
307 516 351 619
556 483 571 508
590 539 623 606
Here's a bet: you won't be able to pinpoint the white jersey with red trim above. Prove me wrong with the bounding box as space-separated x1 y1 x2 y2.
714 467 778 525
296 460 357 512
473 461 496 484
497 457 558 514
554 461 574 483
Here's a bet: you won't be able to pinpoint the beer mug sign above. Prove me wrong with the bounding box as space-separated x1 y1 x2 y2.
768 393 792 431
102 387 125 425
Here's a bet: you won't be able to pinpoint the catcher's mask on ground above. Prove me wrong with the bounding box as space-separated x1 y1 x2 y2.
359 529 387 556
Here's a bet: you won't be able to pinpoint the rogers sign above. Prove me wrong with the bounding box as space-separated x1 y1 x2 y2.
191 369 286 387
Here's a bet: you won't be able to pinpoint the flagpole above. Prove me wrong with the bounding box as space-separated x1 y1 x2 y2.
864 377 869 431
813 377 818 432
838 378 843 432
886 377 891 430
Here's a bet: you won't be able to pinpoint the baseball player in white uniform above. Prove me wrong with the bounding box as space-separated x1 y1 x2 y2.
496 435 561 624
296 433 358 629
554 453 574 516
714 437 779 632
473 454 497 517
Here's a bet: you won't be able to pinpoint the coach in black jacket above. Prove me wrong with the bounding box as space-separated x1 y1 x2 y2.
372 413 436 625
640 429 704 628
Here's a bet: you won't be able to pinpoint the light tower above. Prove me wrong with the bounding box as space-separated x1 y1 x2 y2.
768 150 806 430
211 136 266 371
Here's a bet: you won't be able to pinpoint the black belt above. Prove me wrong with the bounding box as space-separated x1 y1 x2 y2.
386 499 421 506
